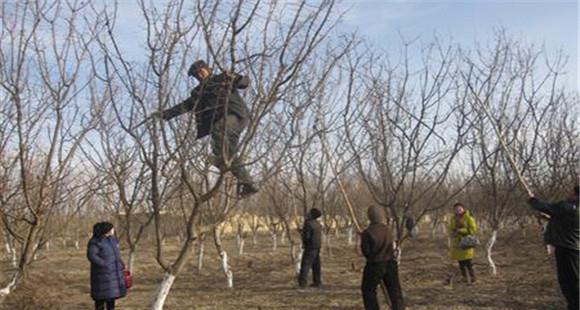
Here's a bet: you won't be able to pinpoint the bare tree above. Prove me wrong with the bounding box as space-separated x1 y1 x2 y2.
0 0 102 297
461 30 571 275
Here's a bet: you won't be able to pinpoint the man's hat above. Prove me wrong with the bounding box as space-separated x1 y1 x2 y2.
310 208 322 219
188 60 209 77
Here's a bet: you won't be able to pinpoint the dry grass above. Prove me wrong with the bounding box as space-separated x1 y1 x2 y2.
0 228 565 309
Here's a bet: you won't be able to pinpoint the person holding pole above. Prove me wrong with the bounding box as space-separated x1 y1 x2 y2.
361 205 405 310
528 185 579 310
151 60 258 197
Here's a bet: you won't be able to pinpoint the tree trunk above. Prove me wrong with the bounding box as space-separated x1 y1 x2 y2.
128 248 136 274
271 233 277 251
149 272 176 310
10 249 17 269
280 231 286 245
324 233 332 256
0 272 20 298
295 250 303 277
347 227 353 245
486 229 498 275
197 240 204 272
238 238 245 256
213 228 234 288
220 251 234 288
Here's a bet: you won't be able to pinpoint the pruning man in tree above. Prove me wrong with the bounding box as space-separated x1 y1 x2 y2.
151 60 258 197
528 185 579 310
361 205 405 310
298 208 323 288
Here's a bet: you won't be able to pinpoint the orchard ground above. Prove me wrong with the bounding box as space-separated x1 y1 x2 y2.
0 227 565 309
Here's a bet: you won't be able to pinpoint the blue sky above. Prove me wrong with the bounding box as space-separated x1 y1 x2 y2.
110 0 578 91
337 0 578 91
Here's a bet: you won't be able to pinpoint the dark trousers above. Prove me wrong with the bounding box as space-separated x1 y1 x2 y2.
458 259 475 281
95 299 115 310
211 115 251 183
298 248 321 287
555 246 579 310
362 259 405 310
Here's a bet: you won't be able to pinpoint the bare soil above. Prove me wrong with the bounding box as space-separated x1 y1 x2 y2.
0 228 566 309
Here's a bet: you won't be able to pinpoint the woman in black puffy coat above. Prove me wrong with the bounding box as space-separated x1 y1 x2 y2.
87 222 126 310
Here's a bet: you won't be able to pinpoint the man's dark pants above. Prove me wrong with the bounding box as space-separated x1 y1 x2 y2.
555 246 579 310
362 259 405 310
298 248 321 287
211 115 251 183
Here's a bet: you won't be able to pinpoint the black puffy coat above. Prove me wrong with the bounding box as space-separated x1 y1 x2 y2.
529 198 579 250
87 236 127 300
302 218 322 249
161 73 250 139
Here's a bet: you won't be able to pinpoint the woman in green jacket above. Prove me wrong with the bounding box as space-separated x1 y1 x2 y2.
448 202 477 283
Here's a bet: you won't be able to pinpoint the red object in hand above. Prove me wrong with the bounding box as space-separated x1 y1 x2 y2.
121 261 133 289
123 269 133 289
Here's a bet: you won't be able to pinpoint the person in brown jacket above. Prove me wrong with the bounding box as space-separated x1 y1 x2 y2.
361 206 405 310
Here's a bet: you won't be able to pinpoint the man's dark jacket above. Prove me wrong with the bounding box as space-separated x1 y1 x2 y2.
529 198 579 251
161 73 250 138
302 217 322 249
361 223 395 262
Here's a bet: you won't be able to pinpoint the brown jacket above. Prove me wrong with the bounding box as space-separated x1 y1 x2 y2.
361 206 395 262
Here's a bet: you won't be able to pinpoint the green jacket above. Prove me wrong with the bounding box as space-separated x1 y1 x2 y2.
161 73 250 138
447 210 477 261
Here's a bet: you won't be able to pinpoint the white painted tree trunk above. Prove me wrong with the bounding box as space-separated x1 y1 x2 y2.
430 225 436 239
74 240 79 249
128 250 136 274
150 272 176 310
238 239 245 256
197 241 204 272
252 234 257 246
0 273 19 297
220 251 234 288
395 244 402 263
324 233 332 256
295 251 303 276
271 233 277 251
10 248 17 268
487 230 498 275
347 227 353 245
281 231 286 245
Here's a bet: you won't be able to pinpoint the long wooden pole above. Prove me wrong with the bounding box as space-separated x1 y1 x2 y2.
316 126 391 307
464 76 534 197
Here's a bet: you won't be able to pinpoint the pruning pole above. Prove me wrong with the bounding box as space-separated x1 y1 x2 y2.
317 131 361 232
317 129 391 307
465 79 534 197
